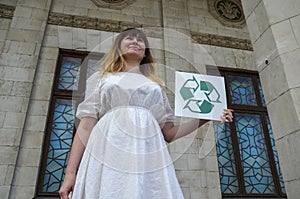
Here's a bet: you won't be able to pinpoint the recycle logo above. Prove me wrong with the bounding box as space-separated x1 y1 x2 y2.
179 76 222 114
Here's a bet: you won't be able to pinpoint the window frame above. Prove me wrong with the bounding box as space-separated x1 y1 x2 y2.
207 66 287 198
36 49 103 197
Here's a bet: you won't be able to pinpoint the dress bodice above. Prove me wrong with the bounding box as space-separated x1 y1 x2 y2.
76 72 175 125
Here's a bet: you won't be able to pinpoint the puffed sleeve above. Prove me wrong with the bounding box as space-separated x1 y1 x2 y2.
76 72 102 120
152 87 176 127
162 90 176 123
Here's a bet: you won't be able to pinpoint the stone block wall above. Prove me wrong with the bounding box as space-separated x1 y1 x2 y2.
0 0 52 198
51 0 162 27
0 0 257 198
241 0 300 198
188 0 250 40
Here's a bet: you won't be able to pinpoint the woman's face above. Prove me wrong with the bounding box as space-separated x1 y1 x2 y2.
120 34 146 63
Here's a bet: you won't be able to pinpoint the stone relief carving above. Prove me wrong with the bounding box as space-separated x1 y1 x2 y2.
48 12 142 32
102 0 125 2
0 4 15 19
191 32 252 51
208 0 245 28
90 0 136 9
0 4 252 51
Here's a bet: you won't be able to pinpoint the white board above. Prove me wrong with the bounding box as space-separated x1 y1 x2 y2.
175 71 227 121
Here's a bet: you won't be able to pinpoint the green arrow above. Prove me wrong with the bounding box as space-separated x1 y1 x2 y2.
180 76 199 100
184 99 214 114
200 80 221 103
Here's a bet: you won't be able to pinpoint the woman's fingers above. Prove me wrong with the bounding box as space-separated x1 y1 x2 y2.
59 190 69 199
220 109 234 123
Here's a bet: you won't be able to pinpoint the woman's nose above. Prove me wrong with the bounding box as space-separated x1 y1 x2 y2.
131 37 138 44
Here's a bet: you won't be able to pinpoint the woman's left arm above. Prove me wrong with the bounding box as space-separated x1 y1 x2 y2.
162 109 233 143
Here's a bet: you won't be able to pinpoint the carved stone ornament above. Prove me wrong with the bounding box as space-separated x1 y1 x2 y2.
191 32 253 51
90 0 136 9
48 12 142 32
0 4 15 19
208 0 245 28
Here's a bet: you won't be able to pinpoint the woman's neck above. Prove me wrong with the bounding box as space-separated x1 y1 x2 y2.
125 61 141 73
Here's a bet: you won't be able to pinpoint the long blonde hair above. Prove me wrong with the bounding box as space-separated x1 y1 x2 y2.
99 28 164 87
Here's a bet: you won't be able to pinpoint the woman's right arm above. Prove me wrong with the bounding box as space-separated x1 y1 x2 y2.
59 116 97 199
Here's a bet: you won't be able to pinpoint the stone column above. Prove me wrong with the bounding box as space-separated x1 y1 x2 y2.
241 0 300 198
0 0 52 198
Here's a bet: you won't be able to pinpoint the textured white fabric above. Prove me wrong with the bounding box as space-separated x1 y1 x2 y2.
72 72 184 199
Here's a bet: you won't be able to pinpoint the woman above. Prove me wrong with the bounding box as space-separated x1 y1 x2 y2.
59 28 233 199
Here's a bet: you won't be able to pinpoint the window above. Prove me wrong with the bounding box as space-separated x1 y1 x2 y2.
36 50 103 197
208 66 287 198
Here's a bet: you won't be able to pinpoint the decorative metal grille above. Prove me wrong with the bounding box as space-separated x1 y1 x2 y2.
38 52 103 196
215 123 239 194
43 99 75 192
58 57 82 90
213 68 286 197
228 75 257 106
235 113 275 194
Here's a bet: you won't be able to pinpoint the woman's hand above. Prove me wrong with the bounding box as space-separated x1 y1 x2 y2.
220 109 234 124
59 172 76 199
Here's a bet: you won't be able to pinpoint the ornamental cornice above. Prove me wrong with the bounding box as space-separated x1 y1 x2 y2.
191 32 253 51
48 12 142 32
0 4 253 51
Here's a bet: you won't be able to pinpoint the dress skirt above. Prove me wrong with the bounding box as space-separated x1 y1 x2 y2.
72 106 184 199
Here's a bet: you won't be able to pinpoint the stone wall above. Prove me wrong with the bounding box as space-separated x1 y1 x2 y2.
0 0 52 198
188 0 250 39
0 0 17 6
51 0 162 27
241 0 300 198
0 0 256 198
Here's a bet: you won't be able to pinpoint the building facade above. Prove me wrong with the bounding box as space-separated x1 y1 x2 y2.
0 0 299 198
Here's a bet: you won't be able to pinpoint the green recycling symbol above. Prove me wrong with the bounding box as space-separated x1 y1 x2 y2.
180 76 222 114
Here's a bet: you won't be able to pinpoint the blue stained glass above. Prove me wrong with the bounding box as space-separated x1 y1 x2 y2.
266 116 286 194
228 75 257 106
43 99 75 192
257 78 266 107
87 59 100 78
235 113 275 194
214 123 239 194
58 57 82 90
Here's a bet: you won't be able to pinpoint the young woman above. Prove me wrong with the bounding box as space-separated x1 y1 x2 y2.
59 28 233 199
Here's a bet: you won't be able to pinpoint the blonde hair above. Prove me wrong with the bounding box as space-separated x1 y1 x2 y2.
99 28 164 88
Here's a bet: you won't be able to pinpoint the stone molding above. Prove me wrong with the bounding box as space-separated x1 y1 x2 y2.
0 4 253 51
191 32 253 51
0 3 15 19
48 12 142 32
208 0 245 28
90 0 136 9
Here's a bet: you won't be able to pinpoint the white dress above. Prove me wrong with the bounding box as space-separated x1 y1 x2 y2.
72 72 184 199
